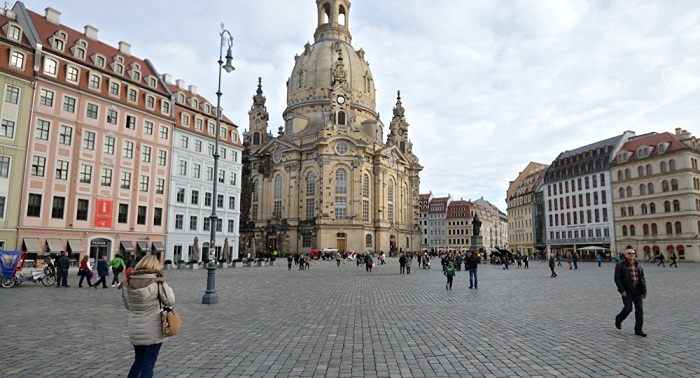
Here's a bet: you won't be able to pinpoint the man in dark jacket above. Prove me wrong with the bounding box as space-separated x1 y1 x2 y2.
614 248 647 336
56 251 70 287
465 251 479 289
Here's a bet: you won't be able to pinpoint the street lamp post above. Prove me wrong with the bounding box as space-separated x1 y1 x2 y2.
202 23 235 305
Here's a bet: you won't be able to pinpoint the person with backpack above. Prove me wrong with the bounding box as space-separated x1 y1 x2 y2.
399 253 406 274
444 262 455 290
109 253 126 287
93 255 110 289
669 251 678 268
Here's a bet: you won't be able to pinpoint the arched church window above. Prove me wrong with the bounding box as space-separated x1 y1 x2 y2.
252 180 259 202
274 174 282 199
363 174 370 197
306 172 316 196
338 5 347 26
335 168 347 194
388 180 394 202
297 71 304 88
337 110 346 125
322 3 331 24
253 132 260 145
365 234 372 247
400 141 406 153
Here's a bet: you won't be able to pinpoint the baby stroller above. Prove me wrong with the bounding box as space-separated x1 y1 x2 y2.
422 259 431 269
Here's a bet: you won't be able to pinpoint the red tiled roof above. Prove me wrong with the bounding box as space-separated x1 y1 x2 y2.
615 132 690 163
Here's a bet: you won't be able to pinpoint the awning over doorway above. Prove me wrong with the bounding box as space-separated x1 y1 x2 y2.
67 239 84 253
22 238 41 253
151 241 164 253
136 241 148 251
120 241 134 253
46 238 64 253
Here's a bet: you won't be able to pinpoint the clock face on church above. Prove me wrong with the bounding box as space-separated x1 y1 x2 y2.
337 95 345 104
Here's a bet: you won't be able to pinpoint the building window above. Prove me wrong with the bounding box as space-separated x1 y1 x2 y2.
120 172 131 189
51 196 65 219
146 96 155 109
4 86 20 104
35 119 50 140
153 208 163 226
302 233 312 248
229 196 236 210
89 74 101 89
206 167 213 181
335 168 347 194
363 174 370 197
7 25 20 40
193 163 201 178
86 103 99 119
39 89 54 107
366 234 372 247
104 135 115 154
217 194 224 208
66 66 79 82
273 200 282 219
128 89 137 102
0 156 10 177
335 197 347 219
194 140 202 152
306 198 314 220
43 58 58 75
175 214 184 230
76 199 89 221
139 175 149 192
228 220 235 233
10 51 25 68
229 172 236 185
31 156 46 176
159 125 168 139
100 168 112 186
191 190 199 205
79 164 92 183
306 172 316 195
180 135 189 148
176 188 185 203
27 193 41 217
123 141 134 159
144 120 154 135
141 145 151 162
189 216 198 231
63 96 77 113
118 204 128 223
274 175 283 198
137 206 147 225
157 150 167 166
178 160 187 176
1 120 15 138
205 192 212 207
0 196 5 219
53 125 71 147
126 115 136 130
156 178 165 195
107 109 118 125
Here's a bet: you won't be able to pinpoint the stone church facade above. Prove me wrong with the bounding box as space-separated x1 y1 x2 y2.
239 0 422 257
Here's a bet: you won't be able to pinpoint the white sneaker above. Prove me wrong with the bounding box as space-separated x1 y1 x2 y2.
111 284 117 287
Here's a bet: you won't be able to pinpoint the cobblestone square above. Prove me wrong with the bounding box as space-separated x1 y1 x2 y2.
1 258 698 377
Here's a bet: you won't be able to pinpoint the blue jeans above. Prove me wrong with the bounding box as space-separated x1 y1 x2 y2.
128 343 162 378
469 269 478 288
616 287 644 333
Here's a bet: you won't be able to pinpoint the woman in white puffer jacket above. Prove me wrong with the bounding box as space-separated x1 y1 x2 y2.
121 255 175 378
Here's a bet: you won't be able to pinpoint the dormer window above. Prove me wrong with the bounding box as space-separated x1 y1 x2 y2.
133 71 141 81
52 38 64 51
181 113 190 126
9 50 25 69
43 58 58 76
178 93 185 103
637 147 650 158
618 152 629 163
204 104 211 114
149 77 157 88
89 73 101 89
161 101 170 115
7 24 21 40
192 99 198 109
95 55 106 67
658 143 667 154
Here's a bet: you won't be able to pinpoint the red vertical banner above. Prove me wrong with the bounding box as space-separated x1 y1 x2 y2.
95 199 113 228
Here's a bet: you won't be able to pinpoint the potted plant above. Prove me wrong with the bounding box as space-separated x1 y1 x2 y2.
246 257 254 267
232 258 242 268
177 259 185 269
189 258 199 269
163 259 172 270
218 258 227 268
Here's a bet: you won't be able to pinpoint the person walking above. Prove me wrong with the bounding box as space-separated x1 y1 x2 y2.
657 252 665 267
444 262 455 290
93 255 110 289
56 251 70 288
399 253 406 274
466 251 479 289
572 251 579 269
335 251 342 267
614 249 647 337
109 253 126 287
287 255 293 270
549 253 557 278
122 255 176 377
78 255 94 288
556 252 563 267
405 255 412 274
669 251 678 268
596 252 602 267
523 254 529 269
304 254 310 270
365 254 374 272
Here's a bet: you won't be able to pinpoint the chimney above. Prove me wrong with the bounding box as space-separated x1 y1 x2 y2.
188 85 198 95
176 79 186 89
162 73 172 85
4 9 16 20
45 7 61 24
84 25 99 40
118 41 131 56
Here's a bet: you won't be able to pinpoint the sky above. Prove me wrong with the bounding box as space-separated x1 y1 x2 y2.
17 0 700 209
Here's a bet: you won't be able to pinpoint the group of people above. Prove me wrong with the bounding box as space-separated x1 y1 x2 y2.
288 254 311 270
440 250 480 289
51 252 135 288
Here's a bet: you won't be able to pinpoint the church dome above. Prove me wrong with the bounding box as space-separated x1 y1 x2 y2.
285 1 377 123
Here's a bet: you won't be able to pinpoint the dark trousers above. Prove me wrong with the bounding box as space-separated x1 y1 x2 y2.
400 266 405 274
78 274 92 287
288 263 292 270
669 259 677 267
128 343 162 378
57 269 69 286
616 287 644 332
111 269 121 285
94 275 107 288
406 267 411 274
446 275 453 288
550 267 557 277
366 264 372 272
469 269 478 288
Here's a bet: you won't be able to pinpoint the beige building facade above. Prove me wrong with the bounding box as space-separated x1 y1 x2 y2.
240 0 422 256
612 129 700 262
507 162 548 255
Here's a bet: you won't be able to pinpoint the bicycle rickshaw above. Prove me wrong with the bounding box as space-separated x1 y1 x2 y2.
1 250 56 288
